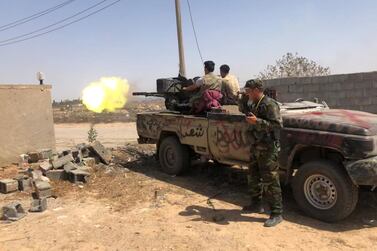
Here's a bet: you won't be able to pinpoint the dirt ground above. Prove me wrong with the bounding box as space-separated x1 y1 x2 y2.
1 123 377 251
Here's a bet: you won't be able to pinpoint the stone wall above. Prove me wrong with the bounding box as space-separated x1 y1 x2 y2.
0 85 55 167
264 71 377 113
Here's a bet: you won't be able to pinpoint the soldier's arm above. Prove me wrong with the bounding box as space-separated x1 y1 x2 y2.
255 103 283 131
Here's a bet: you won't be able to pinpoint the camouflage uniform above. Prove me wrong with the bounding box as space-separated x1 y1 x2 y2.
240 84 283 216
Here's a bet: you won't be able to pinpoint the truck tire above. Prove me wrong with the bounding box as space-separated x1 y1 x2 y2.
158 136 190 175
292 160 358 222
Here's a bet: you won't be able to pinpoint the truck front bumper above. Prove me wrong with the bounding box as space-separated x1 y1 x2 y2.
346 156 377 186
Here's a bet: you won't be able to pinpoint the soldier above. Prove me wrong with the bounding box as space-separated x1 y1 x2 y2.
241 79 283 227
183 60 222 113
219 64 240 105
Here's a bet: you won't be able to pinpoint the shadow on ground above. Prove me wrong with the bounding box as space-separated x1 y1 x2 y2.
114 145 377 232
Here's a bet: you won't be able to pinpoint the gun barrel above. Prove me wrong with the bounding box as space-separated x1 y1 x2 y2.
133 92 158 95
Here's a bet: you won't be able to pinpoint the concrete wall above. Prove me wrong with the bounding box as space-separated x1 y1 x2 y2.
264 71 377 113
0 85 55 167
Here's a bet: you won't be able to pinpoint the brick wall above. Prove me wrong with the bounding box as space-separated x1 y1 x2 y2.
264 71 377 113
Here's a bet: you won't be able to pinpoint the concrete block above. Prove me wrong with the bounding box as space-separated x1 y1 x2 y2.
89 141 111 164
355 97 374 106
28 152 42 163
346 73 363 81
303 84 320 93
298 77 312 84
311 76 328 84
2 202 26 221
45 170 67 181
29 198 47 212
35 180 51 190
52 154 74 169
360 71 377 80
320 82 341 91
288 84 303 93
83 157 95 168
32 189 53 199
18 154 30 168
328 74 347 83
39 160 52 173
15 177 32 191
68 169 90 183
354 80 372 89
340 81 354 90
0 179 18 194
63 162 78 172
346 89 364 98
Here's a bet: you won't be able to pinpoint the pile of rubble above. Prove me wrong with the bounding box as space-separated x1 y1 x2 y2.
0 141 113 221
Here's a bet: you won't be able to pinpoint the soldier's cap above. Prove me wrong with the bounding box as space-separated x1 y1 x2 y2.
244 79 264 90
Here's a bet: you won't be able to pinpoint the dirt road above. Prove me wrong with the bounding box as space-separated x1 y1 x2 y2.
54 122 138 150
1 124 377 250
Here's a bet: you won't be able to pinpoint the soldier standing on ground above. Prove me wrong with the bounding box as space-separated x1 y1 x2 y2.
219 64 240 105
241 79 284 227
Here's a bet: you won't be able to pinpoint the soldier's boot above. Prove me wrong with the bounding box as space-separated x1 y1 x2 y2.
263 214 283 227
242 201 265 214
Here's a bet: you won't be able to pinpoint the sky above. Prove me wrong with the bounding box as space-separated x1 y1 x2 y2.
0 0 377 100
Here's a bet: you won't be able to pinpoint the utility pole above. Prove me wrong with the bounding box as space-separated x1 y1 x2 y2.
175 0 186 77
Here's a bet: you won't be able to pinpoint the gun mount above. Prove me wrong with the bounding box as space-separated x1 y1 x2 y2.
133 77 197 113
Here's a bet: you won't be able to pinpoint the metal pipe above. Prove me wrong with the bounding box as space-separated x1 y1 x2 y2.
175 0 186 77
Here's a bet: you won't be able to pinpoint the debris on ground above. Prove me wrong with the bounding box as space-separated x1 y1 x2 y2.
1 202 26 221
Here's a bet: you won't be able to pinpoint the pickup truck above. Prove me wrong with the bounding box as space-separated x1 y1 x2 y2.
136 101 377 222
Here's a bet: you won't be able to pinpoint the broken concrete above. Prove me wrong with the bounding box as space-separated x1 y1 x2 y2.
45 170 67 181
0 179 18 194
52 154 74 169
29 198 47 212
1 202 26 221
89 141 112 164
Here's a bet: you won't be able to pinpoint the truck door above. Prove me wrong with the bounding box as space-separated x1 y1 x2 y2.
207 113 251 164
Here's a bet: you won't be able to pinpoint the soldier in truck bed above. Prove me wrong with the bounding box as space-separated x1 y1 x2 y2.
241 79 284 227
182 60 222 114
219 64 240 105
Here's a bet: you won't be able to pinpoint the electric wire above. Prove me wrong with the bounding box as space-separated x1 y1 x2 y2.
186 0 203 63
0 0 76 32
0 0 121 47
0 0 109 44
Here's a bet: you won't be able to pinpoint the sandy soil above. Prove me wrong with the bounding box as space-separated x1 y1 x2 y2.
54 122 138 151
1 124 377 251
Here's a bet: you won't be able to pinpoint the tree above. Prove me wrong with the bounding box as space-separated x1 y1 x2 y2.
257 52 330 80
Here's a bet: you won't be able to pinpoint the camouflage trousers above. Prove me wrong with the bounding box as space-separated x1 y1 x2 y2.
247 144 283 216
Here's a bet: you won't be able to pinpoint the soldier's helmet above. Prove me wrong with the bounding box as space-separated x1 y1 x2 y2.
244 79 264 90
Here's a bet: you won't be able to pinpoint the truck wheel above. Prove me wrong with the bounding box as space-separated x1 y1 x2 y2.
292 160 358 222
158 136 190 175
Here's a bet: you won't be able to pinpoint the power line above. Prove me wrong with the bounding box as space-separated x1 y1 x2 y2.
186 0 203 63
0 0 76 32
0 0 109 44
0 0 122 47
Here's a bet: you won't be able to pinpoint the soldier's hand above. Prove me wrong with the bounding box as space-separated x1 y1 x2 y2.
246 114 257 125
